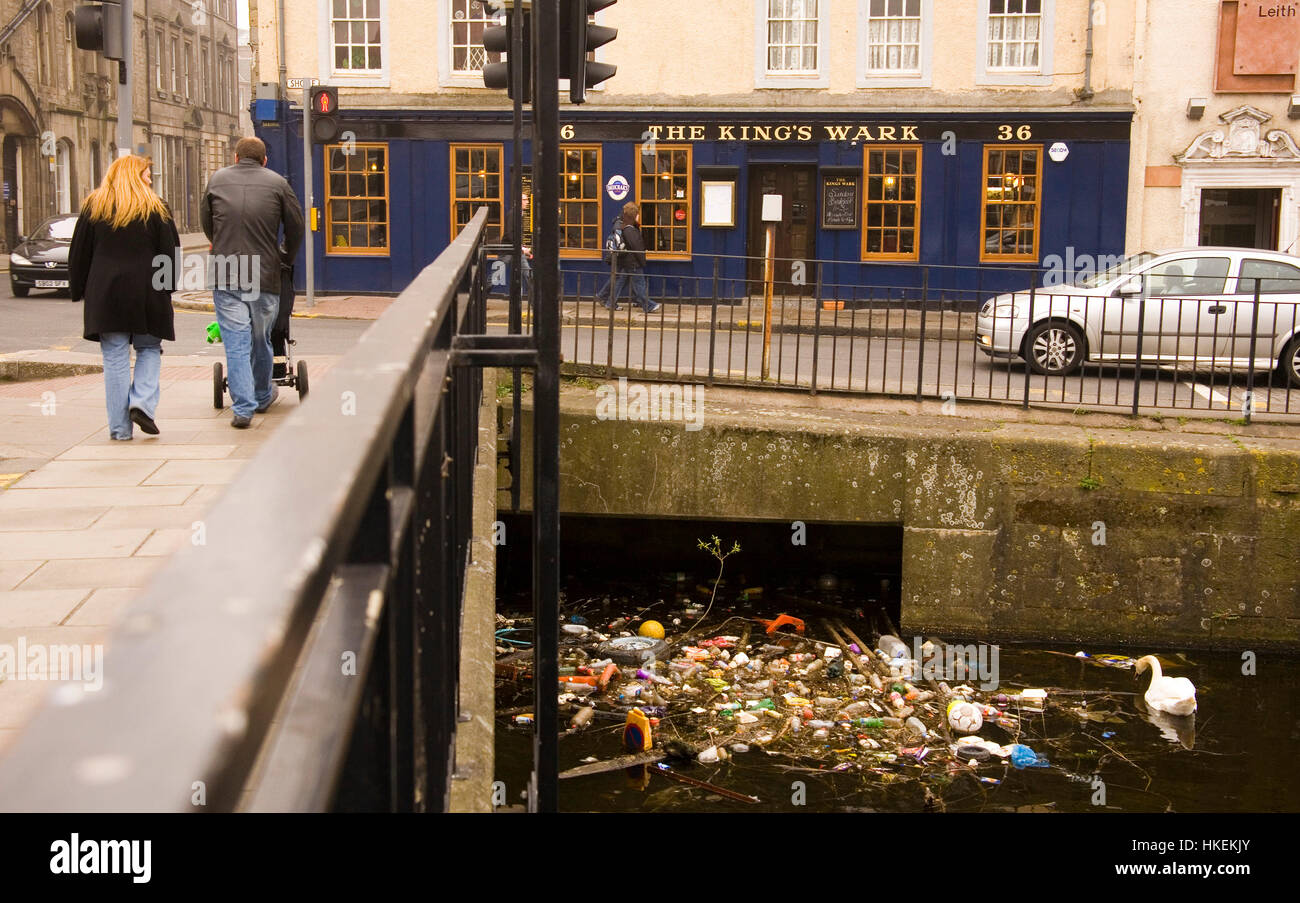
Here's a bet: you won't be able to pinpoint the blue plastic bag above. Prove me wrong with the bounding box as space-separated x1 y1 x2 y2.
1008 744 1050 769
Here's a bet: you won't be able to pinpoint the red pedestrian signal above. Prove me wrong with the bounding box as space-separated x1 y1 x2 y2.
309 86 341 144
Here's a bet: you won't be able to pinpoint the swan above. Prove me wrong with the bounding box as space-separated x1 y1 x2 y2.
1135 655 1197 716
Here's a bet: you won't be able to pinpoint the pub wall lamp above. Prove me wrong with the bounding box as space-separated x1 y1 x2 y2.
1187 98 1207 120
1289 96 1300 120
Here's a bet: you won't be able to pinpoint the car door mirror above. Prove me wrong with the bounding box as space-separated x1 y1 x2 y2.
15 235 24 244
1115 276 1143 297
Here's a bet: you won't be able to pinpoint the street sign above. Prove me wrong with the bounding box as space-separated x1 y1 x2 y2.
605 174 628 201
287 77 320 89
1049 141 1070 163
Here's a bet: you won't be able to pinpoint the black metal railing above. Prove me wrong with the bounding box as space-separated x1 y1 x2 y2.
0 210 499 812
483 252 1300 422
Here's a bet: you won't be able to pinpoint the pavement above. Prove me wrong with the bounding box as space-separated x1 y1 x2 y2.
0 353 337 752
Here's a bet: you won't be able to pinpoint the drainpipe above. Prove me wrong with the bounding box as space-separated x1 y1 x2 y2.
1077 0 1096 101
277 0 287 97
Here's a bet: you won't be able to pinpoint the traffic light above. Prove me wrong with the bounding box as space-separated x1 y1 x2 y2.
309 86 341 144
73 2 124 60
562 0 617 104
482 5 531 102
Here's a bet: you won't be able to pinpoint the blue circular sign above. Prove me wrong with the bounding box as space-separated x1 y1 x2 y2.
606 175 629 201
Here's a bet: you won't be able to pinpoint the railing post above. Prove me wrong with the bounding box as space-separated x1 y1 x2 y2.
1023 281 1035 410
1132 289 1147 418
915 267 929 401
811 262 823 396
1245 276 1262 424
606 252 616 379
708 255 719 388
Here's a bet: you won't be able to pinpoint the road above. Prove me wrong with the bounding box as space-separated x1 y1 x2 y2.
0 286 372 357
529 311 1300 418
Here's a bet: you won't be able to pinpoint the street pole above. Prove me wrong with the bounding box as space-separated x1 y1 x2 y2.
117 0 133 155
302 87 314 307
530 0 560 815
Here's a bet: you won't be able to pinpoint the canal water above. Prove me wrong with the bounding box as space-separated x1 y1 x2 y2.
494 576 1299 813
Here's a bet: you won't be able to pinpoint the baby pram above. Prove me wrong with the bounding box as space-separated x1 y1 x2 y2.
212 261 309 409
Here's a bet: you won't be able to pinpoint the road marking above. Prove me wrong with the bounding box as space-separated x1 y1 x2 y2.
1185 380 1231 406
0 473 24 490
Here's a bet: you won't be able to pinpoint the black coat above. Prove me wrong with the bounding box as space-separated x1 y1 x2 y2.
69 208 180 342
618 219 647 270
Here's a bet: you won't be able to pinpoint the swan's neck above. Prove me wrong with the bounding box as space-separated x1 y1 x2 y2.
1142 656 1164 682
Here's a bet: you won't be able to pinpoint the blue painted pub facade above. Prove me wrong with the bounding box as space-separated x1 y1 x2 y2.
254 104 1133 300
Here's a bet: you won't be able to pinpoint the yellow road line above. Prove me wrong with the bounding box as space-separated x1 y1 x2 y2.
0 473 24 490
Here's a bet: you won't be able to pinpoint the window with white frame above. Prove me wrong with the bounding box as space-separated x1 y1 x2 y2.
866 0 921 73
986 0 1042 70
765 0 819 73
332 0 383 73
171 35 180 93
450 0 502 74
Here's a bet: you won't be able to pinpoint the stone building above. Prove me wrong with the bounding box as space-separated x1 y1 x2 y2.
0 0 243 250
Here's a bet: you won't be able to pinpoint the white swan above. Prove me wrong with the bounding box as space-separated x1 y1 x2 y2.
1135 655 1197 716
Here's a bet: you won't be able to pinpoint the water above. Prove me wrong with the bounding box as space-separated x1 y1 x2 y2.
495 602 1300 813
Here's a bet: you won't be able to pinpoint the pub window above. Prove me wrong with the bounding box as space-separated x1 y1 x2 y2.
636 144 691 257
986 0 1042 70
981 145 1041 262
325 143 390 255
451 144 503 240
450 0 503 73
866 0 921 73
332 0 383 73
560 145 601 255
862 145 921 260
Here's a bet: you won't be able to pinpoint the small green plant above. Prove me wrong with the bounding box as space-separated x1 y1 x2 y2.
1226 416 1249 427
697 535 741 623
1073 407 1090 416
1079 475 1102 491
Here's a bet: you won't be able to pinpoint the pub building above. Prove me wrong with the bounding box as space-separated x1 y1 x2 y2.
253 105 1133 299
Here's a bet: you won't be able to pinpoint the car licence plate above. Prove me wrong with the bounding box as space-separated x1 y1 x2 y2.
35 279 68 288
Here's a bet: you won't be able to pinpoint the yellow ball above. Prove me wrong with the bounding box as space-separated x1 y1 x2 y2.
638 620 665 639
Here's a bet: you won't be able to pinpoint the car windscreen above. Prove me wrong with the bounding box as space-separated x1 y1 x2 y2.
1072 252 1158 289
32 217 78 242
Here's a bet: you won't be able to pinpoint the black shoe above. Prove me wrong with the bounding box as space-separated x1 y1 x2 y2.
255 385 279 414
129 408 159 435
598 298 620 311
231 414 252 429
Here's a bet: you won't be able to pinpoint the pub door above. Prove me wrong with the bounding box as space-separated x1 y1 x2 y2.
3 136 19 252
746 164 817 293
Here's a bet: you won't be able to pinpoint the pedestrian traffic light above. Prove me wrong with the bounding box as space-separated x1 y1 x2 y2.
73 2 124 61
562 0 617 105
482 4 531 102
310 86 341 144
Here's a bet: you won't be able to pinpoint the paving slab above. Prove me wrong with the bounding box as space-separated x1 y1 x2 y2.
16 558 160 590
0 486 196 510
142 459 245 486
133 528 190 558
14 460 163 489
0 590 91 628
0 529 150 561
56 443 236 461
0 507 107 532
93 504 210 530
0 562 41 592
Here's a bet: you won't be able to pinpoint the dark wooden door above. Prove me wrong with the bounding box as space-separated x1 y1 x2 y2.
3 137 19 252
747 165 817 293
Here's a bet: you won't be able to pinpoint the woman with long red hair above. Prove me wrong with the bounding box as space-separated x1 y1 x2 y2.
68 155 180 440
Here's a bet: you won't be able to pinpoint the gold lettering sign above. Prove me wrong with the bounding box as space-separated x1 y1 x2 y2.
568 124 932 143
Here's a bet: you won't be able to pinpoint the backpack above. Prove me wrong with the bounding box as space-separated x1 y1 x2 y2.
602 220 626 265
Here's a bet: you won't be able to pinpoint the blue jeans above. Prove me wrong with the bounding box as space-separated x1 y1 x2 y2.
214 289 279 418
100 333 162 440
595 268 655 312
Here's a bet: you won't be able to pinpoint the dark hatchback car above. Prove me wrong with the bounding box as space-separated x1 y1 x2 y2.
9 214 77 297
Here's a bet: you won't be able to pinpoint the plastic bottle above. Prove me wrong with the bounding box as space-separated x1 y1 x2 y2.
569 707 594 730
881 716 904 728
905 716 928 739
806 719 835 729
877 635 910 660
852 717 885 728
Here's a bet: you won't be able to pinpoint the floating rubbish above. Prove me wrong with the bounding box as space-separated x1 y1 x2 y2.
1008 744 1050 769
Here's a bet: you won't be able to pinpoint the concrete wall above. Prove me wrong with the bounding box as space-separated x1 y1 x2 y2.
505 383 1300 650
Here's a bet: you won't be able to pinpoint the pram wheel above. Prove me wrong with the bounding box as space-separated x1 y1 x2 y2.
296 360 309 400
212 362 225 410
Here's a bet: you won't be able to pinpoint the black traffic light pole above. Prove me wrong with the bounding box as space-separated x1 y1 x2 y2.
530 0 561 815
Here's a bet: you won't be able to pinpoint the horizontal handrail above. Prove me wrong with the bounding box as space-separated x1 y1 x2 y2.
0 210 491 812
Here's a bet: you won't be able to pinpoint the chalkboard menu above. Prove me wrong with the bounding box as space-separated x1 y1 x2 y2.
821 176 859 230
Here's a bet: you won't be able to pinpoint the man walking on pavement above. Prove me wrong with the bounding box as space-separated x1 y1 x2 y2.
201 136 305 428
595 201 660 314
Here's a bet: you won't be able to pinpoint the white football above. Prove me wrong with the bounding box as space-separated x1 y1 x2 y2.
947 701 984 734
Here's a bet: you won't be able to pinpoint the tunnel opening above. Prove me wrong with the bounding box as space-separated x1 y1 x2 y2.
495 514 903 626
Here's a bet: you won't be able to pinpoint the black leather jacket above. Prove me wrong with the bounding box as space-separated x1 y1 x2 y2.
200 158 304 295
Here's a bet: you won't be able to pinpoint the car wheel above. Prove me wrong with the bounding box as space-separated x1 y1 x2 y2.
1024 320 1086 376
1281 335 1300 389
11 283 28 297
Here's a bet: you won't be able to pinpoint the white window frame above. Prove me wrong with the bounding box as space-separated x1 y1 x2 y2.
857 0 932 89
438 0 503 87
54 141 71 215
977 0 1054 87
319 0 390 88
754 0 829 89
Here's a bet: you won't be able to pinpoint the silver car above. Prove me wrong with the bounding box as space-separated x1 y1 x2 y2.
975 248 1300 387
